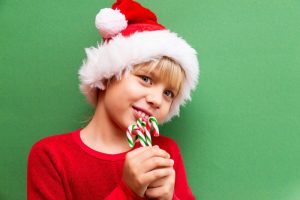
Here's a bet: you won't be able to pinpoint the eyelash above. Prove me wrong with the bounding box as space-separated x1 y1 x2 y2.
140 75 152 85
139 75 175 99
164 90 175 99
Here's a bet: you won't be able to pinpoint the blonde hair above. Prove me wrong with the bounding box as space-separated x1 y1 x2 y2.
132 56 185 96
96 57 185 104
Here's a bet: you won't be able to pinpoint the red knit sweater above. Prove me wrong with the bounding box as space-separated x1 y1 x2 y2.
27 129 195 200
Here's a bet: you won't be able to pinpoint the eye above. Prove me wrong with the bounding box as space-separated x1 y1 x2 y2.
164 90 175 99
139 75 152 85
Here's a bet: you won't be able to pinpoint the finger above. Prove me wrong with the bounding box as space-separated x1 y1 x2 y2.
141 168 173 185
145 185 170 198
148 176 168 188
137 147 170 163
142 158 174 173
126 146 151 159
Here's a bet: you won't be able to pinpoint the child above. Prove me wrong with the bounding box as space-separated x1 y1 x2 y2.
27 0 199 199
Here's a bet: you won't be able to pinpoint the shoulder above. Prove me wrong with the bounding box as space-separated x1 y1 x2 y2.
153 135 178 147
31 131 72 149
28 129 80 157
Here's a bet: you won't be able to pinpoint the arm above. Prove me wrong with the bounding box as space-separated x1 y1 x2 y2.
106 145 173 200
172 143 195 200
145 141 195 200
27 144 67 200
104 179 145 200
27 143 145 200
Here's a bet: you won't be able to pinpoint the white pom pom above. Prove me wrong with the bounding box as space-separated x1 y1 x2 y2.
95 8 127 39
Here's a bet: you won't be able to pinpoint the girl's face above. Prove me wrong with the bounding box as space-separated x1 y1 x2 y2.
101 68 179 132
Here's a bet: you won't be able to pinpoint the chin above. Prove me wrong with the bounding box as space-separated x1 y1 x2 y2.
122 117 136 129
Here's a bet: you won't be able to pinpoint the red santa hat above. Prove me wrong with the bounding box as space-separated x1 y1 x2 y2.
79 0 200 122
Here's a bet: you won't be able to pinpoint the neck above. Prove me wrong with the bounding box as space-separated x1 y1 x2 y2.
80 101 130 154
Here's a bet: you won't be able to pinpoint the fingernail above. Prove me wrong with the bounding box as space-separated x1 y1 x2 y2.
170 159 174 165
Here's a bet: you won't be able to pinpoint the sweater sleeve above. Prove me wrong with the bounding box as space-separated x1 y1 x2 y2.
104 179 146 200
27 143 67 200
171 142 195 200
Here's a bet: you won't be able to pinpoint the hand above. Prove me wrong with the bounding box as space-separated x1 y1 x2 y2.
122 145 174 197
145 166 175 200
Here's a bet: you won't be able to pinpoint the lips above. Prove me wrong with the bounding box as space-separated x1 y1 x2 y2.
132 106 152 120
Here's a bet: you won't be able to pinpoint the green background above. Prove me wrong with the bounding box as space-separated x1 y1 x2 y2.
1 0 300 199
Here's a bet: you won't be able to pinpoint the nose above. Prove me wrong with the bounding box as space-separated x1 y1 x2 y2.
145 87 163 109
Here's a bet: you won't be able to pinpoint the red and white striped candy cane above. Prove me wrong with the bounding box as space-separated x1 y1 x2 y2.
126 117 160 148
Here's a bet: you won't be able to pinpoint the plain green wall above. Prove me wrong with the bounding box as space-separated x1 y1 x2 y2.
1 0 300 199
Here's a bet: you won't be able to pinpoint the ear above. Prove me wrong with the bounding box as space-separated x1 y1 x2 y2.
95 88 106 105
95 88 101 105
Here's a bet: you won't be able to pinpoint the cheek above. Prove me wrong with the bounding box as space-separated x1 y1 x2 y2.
103 80 138 126
103 85 126 116
122 79 145 101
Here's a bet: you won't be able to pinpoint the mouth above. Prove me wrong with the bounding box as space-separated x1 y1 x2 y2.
132 106 152 120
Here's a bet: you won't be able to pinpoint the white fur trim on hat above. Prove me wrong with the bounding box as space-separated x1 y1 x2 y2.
79 30 199 123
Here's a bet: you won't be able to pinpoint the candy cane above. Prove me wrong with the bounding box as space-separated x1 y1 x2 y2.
136 118 151 146
136 127 147 147
143 120 152 146
126 124 136 148
149 116 159 137
126 117 160 148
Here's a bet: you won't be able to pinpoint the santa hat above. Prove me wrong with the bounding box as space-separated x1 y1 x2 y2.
79 0 199 122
